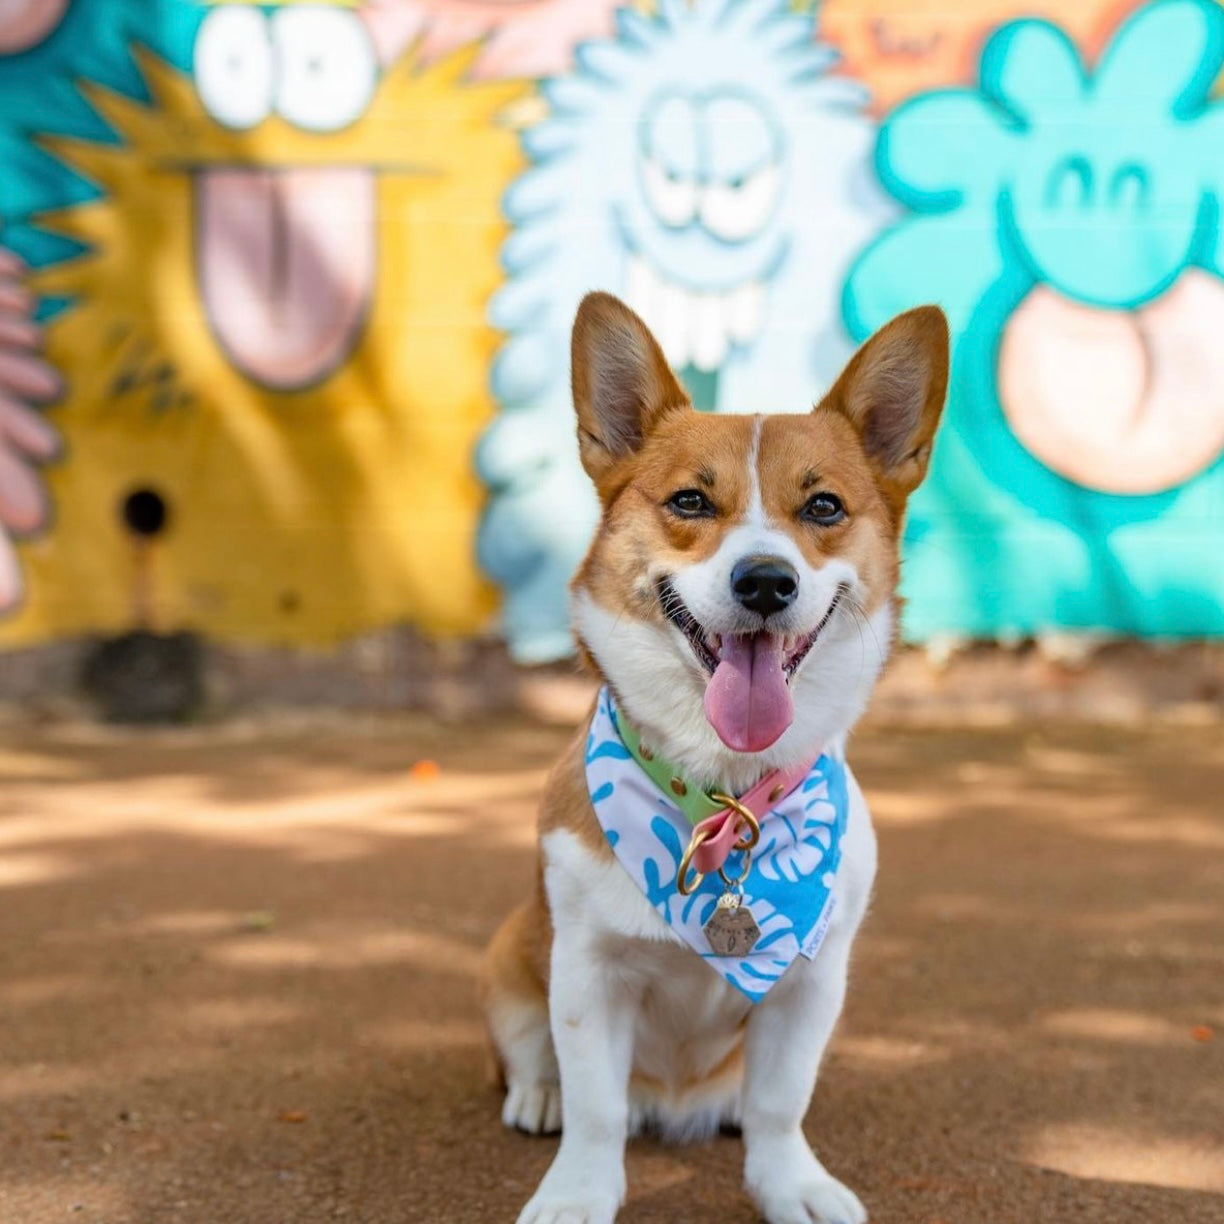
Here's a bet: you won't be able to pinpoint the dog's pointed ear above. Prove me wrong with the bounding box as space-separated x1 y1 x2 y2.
819 306 949 504
571 292 689 485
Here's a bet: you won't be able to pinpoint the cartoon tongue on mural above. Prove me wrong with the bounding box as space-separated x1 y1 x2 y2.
999 273 1224 494
192 2 380 390
196 167 374 390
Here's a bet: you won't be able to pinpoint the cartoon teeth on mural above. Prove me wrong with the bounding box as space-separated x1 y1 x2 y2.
478 0 890 662
0 0 522 645
846 0 1224 638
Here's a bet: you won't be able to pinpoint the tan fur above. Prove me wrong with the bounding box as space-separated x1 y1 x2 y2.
483 715 609 1078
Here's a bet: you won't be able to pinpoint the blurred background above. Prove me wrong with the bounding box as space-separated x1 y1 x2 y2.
0 0 1219 720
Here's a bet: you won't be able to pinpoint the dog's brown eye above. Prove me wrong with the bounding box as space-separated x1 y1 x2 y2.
666 489 715 518
801 492 846 526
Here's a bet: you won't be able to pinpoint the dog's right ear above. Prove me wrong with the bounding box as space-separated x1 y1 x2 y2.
571 292 689 485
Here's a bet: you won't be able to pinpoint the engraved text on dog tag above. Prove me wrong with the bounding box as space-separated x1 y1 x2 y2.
704 892 761 957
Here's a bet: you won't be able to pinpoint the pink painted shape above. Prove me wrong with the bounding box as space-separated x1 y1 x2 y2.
0 0 69 56
361 0 621 78
0 245 62 611
998 273 1224 493
195 167 376 391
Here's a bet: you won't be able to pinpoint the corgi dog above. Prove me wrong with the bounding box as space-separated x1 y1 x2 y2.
483 292 949 1224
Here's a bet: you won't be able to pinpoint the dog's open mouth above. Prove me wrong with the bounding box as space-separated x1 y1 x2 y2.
657 579 846 753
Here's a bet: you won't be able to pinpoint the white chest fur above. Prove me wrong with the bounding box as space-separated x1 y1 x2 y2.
540 764 878 1138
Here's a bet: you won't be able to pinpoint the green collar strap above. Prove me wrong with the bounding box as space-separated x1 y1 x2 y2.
612 706 726 827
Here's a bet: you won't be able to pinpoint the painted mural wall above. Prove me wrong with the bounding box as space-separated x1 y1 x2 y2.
0 0 1220 661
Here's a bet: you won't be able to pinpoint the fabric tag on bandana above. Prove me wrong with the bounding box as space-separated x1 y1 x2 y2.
585 688 849 1003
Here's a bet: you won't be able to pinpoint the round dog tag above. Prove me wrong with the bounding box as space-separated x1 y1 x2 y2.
703 892 761 957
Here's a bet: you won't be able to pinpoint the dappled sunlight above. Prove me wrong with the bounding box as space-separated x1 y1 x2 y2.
832 1034 949 1071
1023 1122 1224 1193
171 997 305 1034
1064 811 1224 850
363 1018 488 1052
0 850 80 888
623 1151 699 1203
0 713 1219 1222
1022 745 1134 778
1073 900 1223 935
1038 1007 1196 1046
0 747 88 781
0 1063 100 1103
208 926 484 977
0 762 548 867
0 974 92 1009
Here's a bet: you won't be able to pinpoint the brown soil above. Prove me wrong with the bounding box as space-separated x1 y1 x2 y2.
0 710 1221 1223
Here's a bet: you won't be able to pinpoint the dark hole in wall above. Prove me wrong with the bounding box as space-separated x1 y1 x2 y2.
121 487 169 538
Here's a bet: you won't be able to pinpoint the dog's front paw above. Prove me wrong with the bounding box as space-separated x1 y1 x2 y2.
503 1079 562 1135
515 1191 618 1224
747 1139 866 1224
516 1158 621 1224
516 1203 616 1224
755 1174 866 1224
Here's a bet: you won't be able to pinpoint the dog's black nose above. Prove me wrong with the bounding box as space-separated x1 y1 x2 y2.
730 557 799 618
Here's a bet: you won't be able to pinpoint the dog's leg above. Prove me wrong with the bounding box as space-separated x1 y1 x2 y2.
740 938 867 1224
516 925 639 1224
484 901 561 1135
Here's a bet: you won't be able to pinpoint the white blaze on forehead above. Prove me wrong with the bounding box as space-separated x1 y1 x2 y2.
667 413 856 636
745 413 766 531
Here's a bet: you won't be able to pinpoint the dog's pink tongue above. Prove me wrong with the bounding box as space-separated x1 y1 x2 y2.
703 633 793 752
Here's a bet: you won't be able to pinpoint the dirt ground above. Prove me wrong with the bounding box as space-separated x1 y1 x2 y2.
0 707 1221 1224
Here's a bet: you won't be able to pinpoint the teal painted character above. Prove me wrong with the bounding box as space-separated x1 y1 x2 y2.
845 0 1224 640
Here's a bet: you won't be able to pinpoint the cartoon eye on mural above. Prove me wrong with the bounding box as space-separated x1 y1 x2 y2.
362 0 625 81
845 0 1224 639
0 0 523 646
478 0 891 662
819 0 1129 114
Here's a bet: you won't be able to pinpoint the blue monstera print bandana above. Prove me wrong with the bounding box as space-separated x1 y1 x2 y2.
584 688 849 1003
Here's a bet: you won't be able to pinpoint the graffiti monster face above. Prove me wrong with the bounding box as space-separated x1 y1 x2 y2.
857 2 1224 496
620 87 786 371
992 14 1224 494
190 3 381 389
9 10 521 646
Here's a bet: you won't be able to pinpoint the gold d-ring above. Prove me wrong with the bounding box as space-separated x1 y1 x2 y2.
709 793 761 851
676 826 713 896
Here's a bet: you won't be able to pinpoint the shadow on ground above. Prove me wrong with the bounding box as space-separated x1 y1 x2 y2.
0 712 1221 1223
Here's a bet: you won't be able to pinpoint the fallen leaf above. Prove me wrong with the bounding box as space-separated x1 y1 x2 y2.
1191 1025 1213 1043
237 911 276 934
277 1110 308 1124
409 760 440 782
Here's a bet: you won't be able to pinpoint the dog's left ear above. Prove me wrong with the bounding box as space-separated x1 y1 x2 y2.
819 305 949 504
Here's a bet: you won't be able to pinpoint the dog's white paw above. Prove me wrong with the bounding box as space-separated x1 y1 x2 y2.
755 1173 866 1224
515 1204 616 1224
503 1080 562 1135
747 1140 866 1224
515 1157 621 1224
